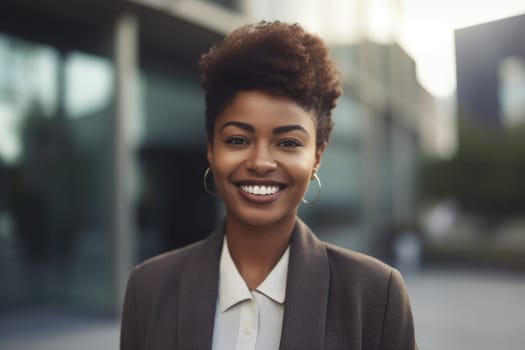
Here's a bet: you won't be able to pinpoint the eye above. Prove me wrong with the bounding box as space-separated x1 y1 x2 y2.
225 136 249 146
278 139 302 148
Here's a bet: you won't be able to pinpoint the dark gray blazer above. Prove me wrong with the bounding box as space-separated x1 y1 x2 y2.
120 218 418 350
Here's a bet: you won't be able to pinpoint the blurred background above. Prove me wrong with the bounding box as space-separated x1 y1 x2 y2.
0 0 524 349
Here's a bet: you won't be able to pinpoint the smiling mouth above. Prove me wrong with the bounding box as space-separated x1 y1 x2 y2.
239 184 281 196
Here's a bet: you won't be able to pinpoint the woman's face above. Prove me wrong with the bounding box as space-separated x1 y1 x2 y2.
207 90 325 228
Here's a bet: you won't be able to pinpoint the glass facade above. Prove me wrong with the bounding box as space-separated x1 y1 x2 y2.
300 93 362 226
0 18 224 316
498 56 525 127
0 0 425 320
204 0 241 12
135 55 218 261
0 34 115 313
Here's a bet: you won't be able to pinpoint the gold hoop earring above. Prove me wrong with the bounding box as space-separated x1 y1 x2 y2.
203 167 217 196
302 173 321 204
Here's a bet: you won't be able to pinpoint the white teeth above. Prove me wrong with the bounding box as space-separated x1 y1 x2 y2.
240 185 280 196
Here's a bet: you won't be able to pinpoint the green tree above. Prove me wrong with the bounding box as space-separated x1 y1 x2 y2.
421 116 525 224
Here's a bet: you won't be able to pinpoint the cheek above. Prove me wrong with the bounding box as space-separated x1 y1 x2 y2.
209 148 241 180
284 153 316 183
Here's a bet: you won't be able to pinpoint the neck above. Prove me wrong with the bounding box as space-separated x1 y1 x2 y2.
225 215 295 290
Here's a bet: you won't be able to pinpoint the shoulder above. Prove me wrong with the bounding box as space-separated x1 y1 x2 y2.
126 239 205 303
293 218 397 288
120 239 208 348
131 240 204 284
319 240 417 348
322 242 406 296
324 242 392 277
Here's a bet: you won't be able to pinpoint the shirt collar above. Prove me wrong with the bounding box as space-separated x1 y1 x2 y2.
218 236 290 312
256 246 289 304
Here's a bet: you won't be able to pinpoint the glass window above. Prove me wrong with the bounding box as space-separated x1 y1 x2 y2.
0 34 115 313
299 95 362 232
498 56 525 128
65 52 113 119
135 60 217 261
204 0 240 12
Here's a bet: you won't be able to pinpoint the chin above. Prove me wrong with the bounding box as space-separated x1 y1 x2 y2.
230 207 296 229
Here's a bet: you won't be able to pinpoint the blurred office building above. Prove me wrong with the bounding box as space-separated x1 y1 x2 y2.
456 14 525 128
0 0 434 319
419 14 525 271
454 14 525 224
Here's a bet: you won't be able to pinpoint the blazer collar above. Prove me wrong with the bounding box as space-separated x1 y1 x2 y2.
177 224 224 350
149 218 329 350
279 218 329 350
143 223 224 350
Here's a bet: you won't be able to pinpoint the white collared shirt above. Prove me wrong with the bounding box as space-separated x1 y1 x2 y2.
211 236 290 350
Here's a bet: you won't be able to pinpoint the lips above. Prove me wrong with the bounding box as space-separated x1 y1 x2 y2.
234 180 286 203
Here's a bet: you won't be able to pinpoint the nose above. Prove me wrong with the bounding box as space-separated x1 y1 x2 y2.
245 143 277 174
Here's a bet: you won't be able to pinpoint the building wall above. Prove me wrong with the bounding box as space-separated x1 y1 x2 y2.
0 0 432 316
455 14 525 127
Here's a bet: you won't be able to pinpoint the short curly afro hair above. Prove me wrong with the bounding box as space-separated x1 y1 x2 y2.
199 21 342 148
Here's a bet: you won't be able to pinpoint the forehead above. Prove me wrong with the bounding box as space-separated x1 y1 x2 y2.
215 90 316 131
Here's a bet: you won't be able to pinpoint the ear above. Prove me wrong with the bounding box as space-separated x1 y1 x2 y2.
206 134 213 167
312 141 327 176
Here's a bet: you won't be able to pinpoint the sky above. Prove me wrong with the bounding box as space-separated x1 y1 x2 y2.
253 0 525 98
398 0 525 97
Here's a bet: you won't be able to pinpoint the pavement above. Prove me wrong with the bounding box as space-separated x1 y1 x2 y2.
0 309 119 350
1 268 524 349
405 268 525 350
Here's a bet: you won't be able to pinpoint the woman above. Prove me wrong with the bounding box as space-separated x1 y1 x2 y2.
120 21 418 350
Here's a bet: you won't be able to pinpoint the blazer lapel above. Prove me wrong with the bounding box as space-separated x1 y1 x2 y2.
177 226 224 350
279 219 329 350
142 227 223 350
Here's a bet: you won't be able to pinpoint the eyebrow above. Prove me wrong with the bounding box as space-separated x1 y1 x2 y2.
220 121 308 135
220 121 254 132
273 125 308 135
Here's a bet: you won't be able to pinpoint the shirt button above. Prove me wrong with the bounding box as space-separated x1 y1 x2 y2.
244 328 253 336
